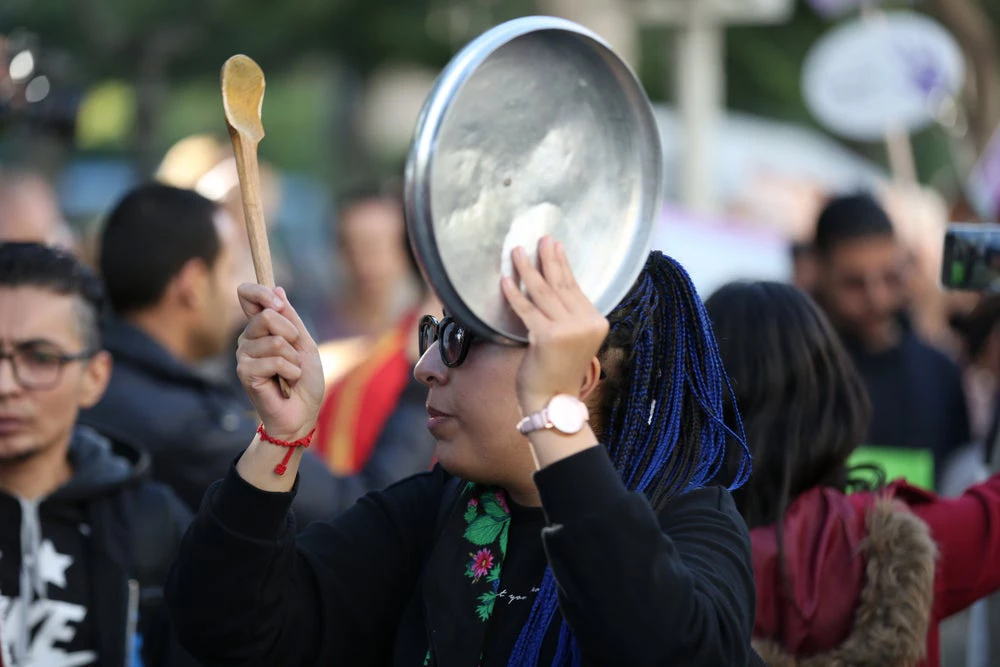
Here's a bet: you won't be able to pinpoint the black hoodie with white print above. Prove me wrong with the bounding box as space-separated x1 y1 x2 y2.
0 426 198 667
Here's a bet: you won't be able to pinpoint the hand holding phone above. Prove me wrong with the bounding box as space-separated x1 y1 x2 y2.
942 223 1000 292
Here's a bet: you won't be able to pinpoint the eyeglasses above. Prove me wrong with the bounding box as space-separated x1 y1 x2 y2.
419 315 473 368
0 343 96 390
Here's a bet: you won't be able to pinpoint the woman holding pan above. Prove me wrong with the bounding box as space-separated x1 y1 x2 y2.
165 237 760 666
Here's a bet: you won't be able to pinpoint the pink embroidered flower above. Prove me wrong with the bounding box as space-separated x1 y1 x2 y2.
467 498 479 509
495 492 509 514
470 549 494 579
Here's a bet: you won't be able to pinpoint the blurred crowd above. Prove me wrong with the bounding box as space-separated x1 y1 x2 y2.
6 157 994 497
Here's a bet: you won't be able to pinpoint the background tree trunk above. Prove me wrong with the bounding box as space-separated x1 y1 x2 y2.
928 0 1000 155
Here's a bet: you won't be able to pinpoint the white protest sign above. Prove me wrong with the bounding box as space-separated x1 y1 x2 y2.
802 11 964 142
651 204 792 297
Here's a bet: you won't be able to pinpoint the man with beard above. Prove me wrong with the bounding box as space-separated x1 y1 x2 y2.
0 242 193 666
812 193 971 488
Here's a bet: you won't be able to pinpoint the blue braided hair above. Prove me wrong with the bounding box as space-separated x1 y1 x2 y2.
507 251 752 666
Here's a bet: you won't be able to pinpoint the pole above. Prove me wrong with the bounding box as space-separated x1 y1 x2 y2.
540 0 638 68
675 5 723 214
861 3 919 186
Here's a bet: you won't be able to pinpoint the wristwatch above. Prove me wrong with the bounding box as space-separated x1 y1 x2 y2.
516 394 590 436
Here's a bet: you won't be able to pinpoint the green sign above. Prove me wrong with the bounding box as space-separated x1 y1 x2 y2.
849 445 934 491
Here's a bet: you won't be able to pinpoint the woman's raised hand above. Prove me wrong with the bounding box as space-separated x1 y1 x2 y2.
235 284 324 442
500 236 609 415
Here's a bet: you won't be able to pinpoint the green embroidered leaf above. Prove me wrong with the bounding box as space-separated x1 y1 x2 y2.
487 564 502 584
476 591 497 622
499 522 510 558
482 494 507 519
463 503 478 524
423 650 431 666
464 515 505 546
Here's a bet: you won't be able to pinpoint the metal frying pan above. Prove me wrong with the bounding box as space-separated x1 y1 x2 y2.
405 15 663 344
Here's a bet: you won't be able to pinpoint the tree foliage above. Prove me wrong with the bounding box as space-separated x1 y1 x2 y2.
2 0 997 183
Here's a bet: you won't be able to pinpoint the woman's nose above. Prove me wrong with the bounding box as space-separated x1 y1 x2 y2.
414 342 448 387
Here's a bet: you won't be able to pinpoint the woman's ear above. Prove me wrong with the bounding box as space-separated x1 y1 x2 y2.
580 356 606 442
579 356 602 401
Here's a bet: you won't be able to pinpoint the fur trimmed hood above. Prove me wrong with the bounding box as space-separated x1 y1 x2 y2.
751 492 937 667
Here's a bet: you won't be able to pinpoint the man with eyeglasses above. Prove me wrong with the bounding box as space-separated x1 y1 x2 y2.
0 242 197 667
812 193 970 490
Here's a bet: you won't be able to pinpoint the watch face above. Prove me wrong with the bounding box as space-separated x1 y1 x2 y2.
547 394 587 434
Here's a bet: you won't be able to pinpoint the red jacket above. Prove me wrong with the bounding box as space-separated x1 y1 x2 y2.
750 474 1000 667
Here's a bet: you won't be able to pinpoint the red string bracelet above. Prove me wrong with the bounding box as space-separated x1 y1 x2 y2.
257 423 317 475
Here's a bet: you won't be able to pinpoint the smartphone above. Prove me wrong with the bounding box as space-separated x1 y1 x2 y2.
942 222 1000 291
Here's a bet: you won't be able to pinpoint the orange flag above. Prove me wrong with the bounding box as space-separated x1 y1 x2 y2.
313 311 420 474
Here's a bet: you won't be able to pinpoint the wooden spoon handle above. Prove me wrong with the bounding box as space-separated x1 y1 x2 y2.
231 132 276 287
229 130 292 399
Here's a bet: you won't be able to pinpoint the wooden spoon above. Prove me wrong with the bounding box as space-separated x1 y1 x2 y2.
221 54 291 398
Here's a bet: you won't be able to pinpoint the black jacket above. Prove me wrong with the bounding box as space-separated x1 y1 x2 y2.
79 318 385 527
0 427 196 667
166 446 759 666
842 321 971 485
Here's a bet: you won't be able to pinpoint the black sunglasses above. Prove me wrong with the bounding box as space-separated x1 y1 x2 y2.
419 315 474 368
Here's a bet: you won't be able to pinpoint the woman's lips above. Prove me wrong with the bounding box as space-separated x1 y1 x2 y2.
426 406 454 434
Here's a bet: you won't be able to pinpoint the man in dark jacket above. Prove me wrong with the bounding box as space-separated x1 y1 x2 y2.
812 193 971 487
79 184 415 527
0 242 194 667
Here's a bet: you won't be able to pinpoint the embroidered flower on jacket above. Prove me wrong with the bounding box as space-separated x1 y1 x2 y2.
459 485 512 626
469 548 495 580
495 492 509 514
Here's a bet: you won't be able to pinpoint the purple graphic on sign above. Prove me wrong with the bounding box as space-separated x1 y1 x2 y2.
895 41 948 97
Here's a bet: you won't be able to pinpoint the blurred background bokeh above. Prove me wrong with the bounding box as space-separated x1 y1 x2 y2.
3 0 998 306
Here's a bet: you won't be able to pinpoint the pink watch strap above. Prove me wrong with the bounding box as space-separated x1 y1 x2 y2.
516 410 549 435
